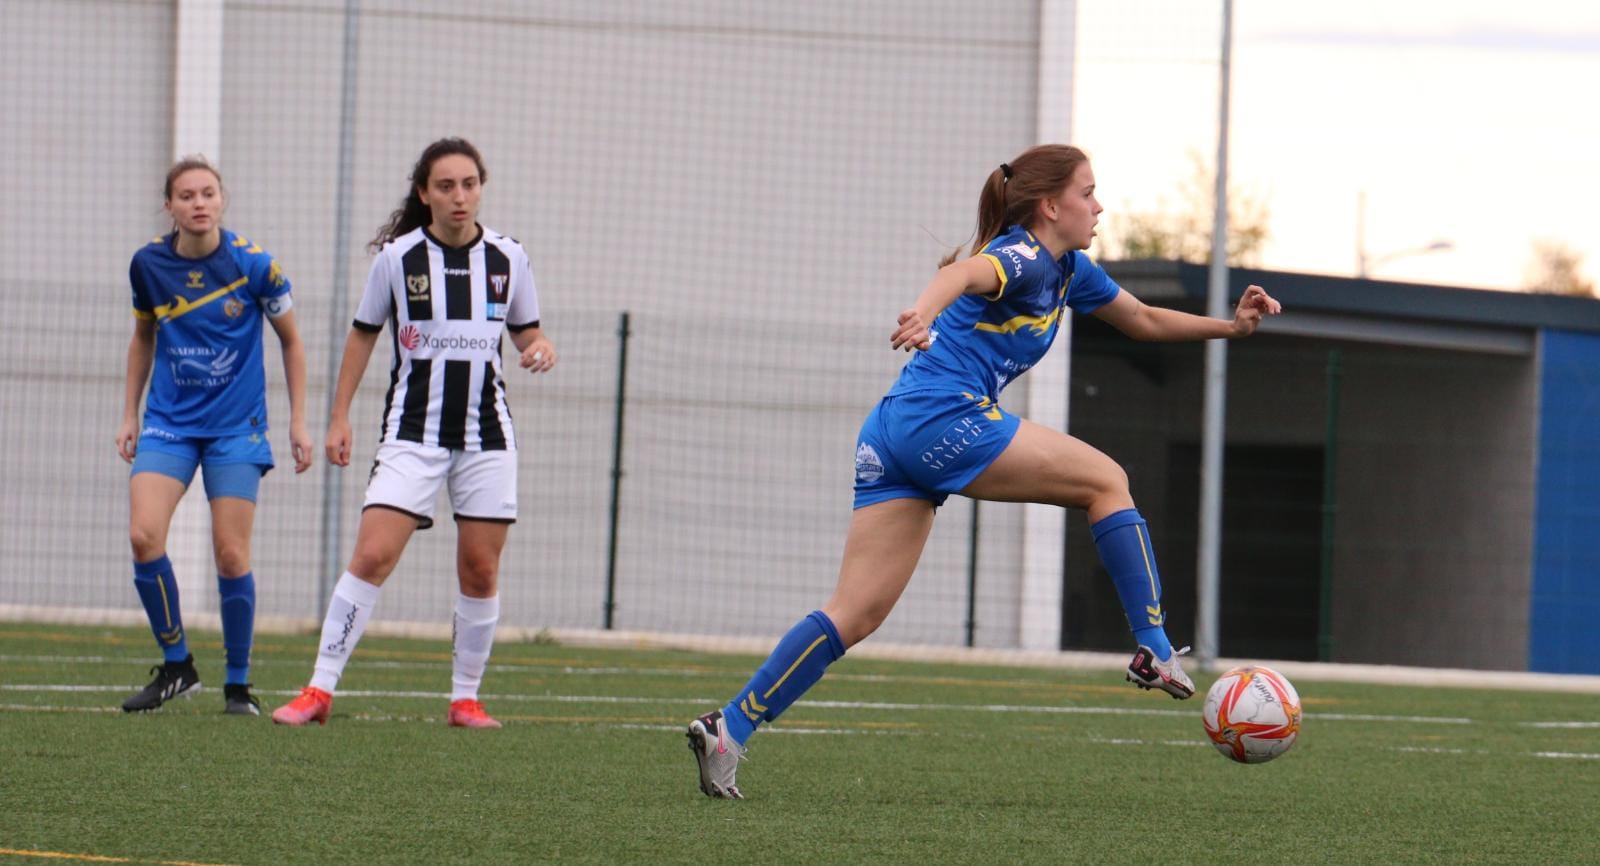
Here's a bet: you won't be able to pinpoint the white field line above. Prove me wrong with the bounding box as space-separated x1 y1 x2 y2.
0 654 905 684
3 693 1589 761
0 654 1528 726
8 605 1600 694
0 682 1477 725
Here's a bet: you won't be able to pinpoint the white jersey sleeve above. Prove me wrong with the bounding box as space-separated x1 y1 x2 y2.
353 249 397 330
507 246 541 330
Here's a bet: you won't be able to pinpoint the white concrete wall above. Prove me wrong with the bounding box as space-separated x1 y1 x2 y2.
0 1 1054 648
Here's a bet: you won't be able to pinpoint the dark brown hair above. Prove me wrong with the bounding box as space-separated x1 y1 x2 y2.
940 144 1089 266
368 137 488 252
164 155 222 200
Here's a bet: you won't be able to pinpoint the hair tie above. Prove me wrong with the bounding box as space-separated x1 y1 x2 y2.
1000 163 1013 181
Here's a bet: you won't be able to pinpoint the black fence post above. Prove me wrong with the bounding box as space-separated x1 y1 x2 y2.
965 500 980 647
603 311 631 629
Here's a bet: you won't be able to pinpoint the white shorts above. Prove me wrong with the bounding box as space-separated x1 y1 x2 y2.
362 441 518 529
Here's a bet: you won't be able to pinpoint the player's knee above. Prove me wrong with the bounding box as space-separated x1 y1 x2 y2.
129 525 165 561
1082 462 1132 512
348 545 400 581
213 543 251 577
457 556 499 595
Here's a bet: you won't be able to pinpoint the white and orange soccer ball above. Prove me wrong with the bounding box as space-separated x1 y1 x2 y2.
1201 665 1302 764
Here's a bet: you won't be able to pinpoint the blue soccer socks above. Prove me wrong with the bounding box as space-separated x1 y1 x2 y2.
721 610 846 746
133 556 189 663
1091 508 1175 661
217 572 256 685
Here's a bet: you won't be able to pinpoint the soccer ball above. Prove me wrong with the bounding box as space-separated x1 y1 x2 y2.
1201 665 1302 764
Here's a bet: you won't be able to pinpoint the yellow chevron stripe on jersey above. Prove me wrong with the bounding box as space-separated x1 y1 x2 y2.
132 309 155 320
153 276 249 322
972 305 1061 337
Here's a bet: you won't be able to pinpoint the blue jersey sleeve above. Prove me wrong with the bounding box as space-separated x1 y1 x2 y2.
129 247 156 320
976 231 1053 304
1064 252 1120 314
232 237 292 317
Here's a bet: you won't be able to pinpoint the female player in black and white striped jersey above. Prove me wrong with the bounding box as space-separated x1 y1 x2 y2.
273 138 556 729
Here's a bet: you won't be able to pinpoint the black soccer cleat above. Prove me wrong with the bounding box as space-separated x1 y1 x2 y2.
223 683 261 716
121 655 202 712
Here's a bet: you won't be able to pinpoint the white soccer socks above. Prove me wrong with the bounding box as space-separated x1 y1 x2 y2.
451 593 501 702
310 572 383 693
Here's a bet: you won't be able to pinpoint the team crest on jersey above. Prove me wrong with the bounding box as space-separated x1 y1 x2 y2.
399 324 422 351
186 271 205 289
1001 242 1038 261
855 442 885 483
223 298 244 318
406 274 430 300
489 273 509 301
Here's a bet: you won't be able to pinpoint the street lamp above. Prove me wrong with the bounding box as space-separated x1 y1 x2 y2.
1360 239 1455 278
1356 190 1455 278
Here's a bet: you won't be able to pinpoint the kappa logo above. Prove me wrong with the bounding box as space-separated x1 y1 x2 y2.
406 274 430 300
855 442 885 483
489 273 509 301
186 271 205 289
399 324 422 351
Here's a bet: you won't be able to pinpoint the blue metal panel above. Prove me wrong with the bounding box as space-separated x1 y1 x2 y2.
1530 329 1600 673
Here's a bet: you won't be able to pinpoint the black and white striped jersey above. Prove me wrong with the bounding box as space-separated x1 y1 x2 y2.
353 225 541 451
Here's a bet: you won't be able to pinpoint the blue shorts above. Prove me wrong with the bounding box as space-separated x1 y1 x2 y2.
852 391 1022 509
130 431 274 502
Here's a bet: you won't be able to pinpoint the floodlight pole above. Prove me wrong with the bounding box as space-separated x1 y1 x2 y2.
1196 0 1233 669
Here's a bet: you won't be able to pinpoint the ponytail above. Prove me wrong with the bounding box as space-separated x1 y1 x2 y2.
939 145 1088 268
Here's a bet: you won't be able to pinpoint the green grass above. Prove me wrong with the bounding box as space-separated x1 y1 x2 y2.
1 622 1597 865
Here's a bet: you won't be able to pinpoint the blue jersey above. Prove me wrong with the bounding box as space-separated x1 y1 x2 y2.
129 228 293 437
886 225 1120 400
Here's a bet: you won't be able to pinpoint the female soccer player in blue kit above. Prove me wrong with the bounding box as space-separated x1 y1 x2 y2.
687 144 1282 798
117 157 312 715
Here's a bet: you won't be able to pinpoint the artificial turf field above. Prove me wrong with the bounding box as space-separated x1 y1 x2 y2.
1 621 1596 865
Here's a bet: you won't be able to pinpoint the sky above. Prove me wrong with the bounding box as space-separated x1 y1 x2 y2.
1072 0 1600 291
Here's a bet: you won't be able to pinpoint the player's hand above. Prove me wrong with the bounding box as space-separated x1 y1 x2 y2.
325 417 353 467
1231 284 1282 337
290 419 314 474
114 418 139 463
519 337 556 373
891 308 932 352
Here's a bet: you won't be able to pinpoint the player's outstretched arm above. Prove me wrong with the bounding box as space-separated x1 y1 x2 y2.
1092 283 1281 342
267 309 313 473
891 255 1003 351
325 327 381 467
116 319 157 463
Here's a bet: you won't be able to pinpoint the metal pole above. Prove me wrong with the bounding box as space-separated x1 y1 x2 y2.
603 311 632 629
318 0 360 604
1196 0 1233 668
965 501 980 647
1318 348 1342 661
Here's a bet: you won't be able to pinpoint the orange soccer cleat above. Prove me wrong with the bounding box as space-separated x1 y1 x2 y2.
271 686 333 726
447 699 503 729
